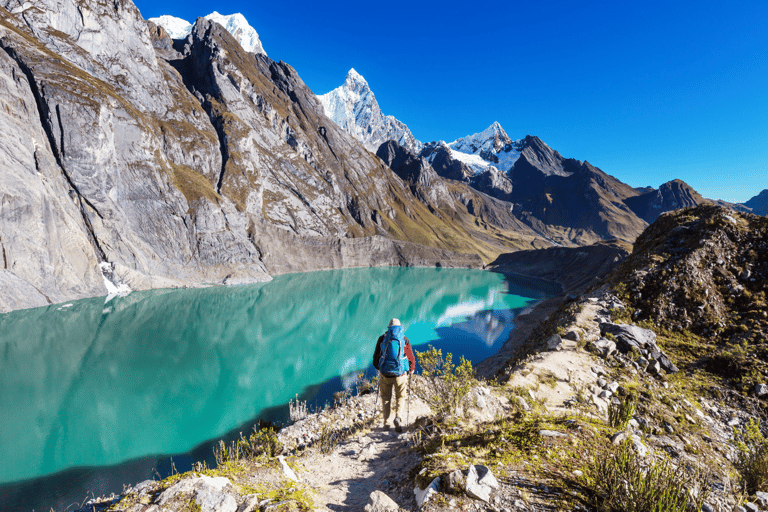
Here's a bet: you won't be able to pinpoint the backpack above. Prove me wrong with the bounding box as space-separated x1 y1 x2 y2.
378 325 408 377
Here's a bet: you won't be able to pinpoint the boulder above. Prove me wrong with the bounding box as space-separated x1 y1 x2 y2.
465 465 498 502
592 338 617 357
546 334 563 351
756 384 768 397
564 328 582 341
364 490 399 512
600 323 657 352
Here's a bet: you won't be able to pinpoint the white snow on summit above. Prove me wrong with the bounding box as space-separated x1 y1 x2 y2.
148 15 192 39
318 69 422 154
447 122 522 173
148 12 266 55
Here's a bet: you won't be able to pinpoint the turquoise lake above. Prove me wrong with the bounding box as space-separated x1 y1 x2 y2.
0 266 547 510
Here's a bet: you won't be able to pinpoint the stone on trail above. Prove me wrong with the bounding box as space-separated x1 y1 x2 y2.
414 476 440 508
592 338 617 357
364 490 399 511
546 334 563 351
515 396 530 411
564 328 582 341
278 455 299 482
600 323 657 352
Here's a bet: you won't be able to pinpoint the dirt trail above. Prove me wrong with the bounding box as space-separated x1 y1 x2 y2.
297 393 432 511
507 299 606 413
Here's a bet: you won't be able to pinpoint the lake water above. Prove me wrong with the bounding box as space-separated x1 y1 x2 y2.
0 266 547 511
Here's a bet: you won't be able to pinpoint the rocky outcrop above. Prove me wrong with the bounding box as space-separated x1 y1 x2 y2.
376 140 453 208
609 204 768 336
419 142 475 182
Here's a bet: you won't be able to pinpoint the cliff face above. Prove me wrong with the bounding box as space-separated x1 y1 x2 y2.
0 0 543 313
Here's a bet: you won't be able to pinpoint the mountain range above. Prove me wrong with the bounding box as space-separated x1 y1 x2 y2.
0 3 764 314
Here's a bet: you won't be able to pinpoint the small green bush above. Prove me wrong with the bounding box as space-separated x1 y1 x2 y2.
608 392 637 430
585 441 708 512
415 346 475 418
734 419 768 494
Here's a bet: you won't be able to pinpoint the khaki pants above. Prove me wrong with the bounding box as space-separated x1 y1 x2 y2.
379 373 408 427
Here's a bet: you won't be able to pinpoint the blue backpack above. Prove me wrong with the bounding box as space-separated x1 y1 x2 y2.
379 325 408 377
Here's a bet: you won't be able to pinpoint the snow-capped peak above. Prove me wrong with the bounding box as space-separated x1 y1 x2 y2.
450 122 513 155
318 69 422 155
344 68 368 90
148 15 192 39
148 12 266 56
445 122 521 173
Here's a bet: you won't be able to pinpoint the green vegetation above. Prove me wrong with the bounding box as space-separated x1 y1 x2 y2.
214 427 284 466
608 391 637 430
414 346 476 418
584 441 708 512
734 419 768 494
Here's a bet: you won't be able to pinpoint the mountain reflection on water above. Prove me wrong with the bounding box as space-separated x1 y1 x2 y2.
0 267 546 509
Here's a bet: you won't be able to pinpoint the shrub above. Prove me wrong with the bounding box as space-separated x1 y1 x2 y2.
214 427 283 464
415 346 475 418
734 419 768 494
608 391 637 430
585 441 708 512
289 395 308 423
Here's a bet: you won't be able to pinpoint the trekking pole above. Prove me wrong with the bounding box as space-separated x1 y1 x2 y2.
407 373 411 426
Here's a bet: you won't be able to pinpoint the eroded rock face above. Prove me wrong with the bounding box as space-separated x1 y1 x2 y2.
0 1 493 312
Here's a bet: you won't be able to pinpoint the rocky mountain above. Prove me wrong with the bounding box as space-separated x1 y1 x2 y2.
149 11 267 55
609 204 768 339
624 178 706 223
317 68 422 155
421 122 524 176
744 189 768 215
0 0 574 313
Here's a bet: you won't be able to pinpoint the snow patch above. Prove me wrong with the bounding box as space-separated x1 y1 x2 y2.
100 262 131 303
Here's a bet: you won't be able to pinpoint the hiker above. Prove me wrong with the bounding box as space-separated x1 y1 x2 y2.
373 318 415 432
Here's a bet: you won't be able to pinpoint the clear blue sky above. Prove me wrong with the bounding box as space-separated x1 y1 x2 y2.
135 0 767 203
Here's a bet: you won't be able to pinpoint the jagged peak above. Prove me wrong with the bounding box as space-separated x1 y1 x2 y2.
343 68 371 93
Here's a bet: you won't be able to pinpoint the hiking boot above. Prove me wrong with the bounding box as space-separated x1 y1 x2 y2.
383 423 390 431
394 417 402 433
